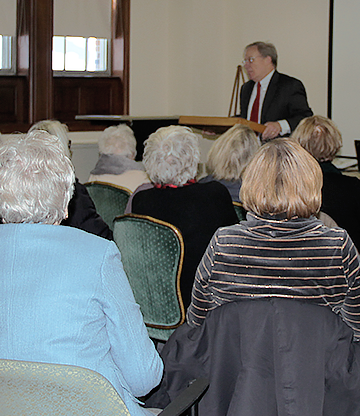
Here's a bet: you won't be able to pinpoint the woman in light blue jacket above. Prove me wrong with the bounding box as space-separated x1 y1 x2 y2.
0 131 163 416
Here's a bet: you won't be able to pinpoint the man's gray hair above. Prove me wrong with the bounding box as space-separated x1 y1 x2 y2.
98 124 137 158
143 125 200 186
0 131 75 224
245 41 278 68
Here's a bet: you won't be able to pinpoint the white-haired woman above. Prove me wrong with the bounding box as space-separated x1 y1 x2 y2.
88 124 150 192
130 125 239 308
199 124 259 202
29 119 112 240
0 131 163 416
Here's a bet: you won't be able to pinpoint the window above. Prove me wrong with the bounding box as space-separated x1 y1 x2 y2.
0 0 16 74
0 35 13 71
52 36 108 73
53 0 111 75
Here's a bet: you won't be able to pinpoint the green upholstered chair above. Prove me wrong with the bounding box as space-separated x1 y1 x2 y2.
0 359 208 416
113 214 185 342
233 201 247 222
84 181 131 231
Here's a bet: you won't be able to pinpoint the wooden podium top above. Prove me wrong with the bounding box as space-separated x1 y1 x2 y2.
75 114 265 134
178 115 265 134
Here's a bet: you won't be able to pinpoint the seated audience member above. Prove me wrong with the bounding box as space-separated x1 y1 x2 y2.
88 124 150 192
199 124 259 202
291 115 360 249
130 125 239 308
0 131 163 416
29 120 113 240
187 138 360 340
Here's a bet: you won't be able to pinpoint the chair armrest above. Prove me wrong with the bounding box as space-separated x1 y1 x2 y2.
158 378 209 416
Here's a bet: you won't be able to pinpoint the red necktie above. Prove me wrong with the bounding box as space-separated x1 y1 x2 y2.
250 82 261 123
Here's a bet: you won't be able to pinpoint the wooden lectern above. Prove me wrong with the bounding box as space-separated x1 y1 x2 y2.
178 115 265 134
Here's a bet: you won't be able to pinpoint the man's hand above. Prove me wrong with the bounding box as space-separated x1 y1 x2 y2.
262 121 282 141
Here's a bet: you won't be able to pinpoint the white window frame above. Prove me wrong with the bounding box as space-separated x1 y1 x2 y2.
0 35 16 75
52 35 111 77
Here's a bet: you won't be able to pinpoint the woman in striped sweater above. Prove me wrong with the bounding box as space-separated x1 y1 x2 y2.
187 138 360 340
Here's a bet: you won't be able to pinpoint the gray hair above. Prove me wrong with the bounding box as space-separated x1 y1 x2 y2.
0 131 75 224
29 120 71 158
98 124 137 158
206 124 259 181
143 125 200 186
245 41 278 68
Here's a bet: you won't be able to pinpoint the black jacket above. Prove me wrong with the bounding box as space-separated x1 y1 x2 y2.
131 181 238 308
147 299 360 416
320 161 360 250
61 178 113 240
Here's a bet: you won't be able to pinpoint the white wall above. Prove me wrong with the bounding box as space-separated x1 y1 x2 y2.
130 0 329 119
129 1 170 115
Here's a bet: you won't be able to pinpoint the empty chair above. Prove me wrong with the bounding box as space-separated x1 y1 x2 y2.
85 181 131 230
0 359 209 416
113 213 185 342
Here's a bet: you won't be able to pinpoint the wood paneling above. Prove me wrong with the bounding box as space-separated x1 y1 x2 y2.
112 0 130 114
0 76 27 123
53 77 123 122
17 0 53 123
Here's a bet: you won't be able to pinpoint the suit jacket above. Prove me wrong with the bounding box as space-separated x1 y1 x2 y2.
239 70 313 132
146 299 360 416
0 223 163 416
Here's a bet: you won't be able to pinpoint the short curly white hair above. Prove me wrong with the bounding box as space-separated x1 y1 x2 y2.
0 131 75 224
98 124 137 158
143 125 200 186
28 119 71 158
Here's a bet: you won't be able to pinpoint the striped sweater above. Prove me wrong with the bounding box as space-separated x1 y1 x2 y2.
187 213 360 339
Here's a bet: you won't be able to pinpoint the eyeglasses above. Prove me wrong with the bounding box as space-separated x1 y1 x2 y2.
242 56 262 65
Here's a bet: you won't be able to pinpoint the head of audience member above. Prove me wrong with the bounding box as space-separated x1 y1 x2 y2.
290 115 342 162
243 41 277 83
28 119 71 158
98 124 137 159
0 131 75 225
206 124 259 181
240 138 322 219
143 125 200 186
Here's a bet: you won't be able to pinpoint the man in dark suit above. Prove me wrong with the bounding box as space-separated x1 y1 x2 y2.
239 41 313 141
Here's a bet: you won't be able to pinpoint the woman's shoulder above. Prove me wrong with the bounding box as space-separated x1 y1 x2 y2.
46 224 117 257
196 179 231 193
1 223 117 262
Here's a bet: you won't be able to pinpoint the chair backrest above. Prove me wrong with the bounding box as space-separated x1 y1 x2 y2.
113 214 185 341
0 359 130 416
84 181 131 231
233 201 247 221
